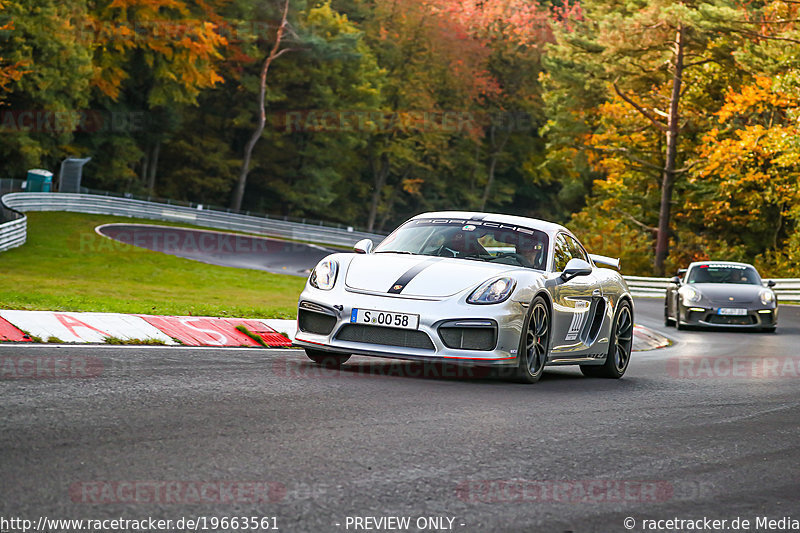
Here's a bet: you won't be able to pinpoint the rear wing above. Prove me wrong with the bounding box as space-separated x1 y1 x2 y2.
589 254 621 271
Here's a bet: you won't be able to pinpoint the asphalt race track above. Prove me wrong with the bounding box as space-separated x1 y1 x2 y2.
97 223 336 276
1 299 798 532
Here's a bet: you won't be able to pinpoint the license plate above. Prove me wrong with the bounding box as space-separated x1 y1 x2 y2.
351 308 419 330
717 308 747 316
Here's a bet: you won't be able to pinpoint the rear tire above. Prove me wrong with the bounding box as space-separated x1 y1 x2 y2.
513 296 550 384
581 300 633 379
305 348 350 367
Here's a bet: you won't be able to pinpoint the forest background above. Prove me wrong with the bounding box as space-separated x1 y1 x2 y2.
1 0 798 276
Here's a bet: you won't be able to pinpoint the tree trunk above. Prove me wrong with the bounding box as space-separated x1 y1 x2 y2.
140 149 149 186
367 152 389 232
147 141 160 193
230 0 290 211
479 124 511 212
654 26 685 276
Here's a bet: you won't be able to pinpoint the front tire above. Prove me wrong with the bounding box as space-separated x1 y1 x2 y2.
305 348 350 367
581 299 633 379
664 300 675 327
513 296 550 384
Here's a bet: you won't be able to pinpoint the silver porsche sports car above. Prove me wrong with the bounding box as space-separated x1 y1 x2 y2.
293 212 634 383
664 261 778 332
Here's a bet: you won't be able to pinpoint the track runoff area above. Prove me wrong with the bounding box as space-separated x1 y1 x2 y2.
1 224 798 532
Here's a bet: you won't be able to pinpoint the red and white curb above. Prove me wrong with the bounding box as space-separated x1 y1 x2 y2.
1 310 665 352
0 311 296 347
632 325 671 351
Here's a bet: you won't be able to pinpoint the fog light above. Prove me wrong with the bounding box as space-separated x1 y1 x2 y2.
689 307 705 312
757 310 772 314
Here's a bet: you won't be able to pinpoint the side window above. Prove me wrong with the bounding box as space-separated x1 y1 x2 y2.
565 235 589 263
553 234 571 272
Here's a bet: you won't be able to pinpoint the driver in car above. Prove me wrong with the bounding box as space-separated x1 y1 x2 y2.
518 237 545 270
442 230 488 257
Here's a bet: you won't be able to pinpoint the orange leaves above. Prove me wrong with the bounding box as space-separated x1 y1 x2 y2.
689 74 800 235
716 76 797 124
427 0 553 46
88 0 228 103
372 0 551 104
586 93 662 178
401 177 424 195
0 19 29 98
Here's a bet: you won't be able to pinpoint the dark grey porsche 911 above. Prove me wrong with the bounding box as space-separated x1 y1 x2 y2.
664 261 778 332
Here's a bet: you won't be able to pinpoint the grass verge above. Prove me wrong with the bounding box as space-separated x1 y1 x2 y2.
0 212 305 318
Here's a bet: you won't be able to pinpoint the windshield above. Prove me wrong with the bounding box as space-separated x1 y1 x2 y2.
374 218 549 270
686 264 762 285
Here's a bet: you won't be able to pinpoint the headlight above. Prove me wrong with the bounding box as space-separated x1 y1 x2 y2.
760 289 776 306
680 287 702 304
467 277 516 305
309 260 338 290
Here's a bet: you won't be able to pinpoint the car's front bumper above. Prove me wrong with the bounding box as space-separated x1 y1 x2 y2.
678 304 778 329
293 286 527 366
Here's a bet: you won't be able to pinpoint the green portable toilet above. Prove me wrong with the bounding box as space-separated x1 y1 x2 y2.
26 169 53 192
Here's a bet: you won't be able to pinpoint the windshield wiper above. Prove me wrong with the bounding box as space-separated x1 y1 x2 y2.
375 250 415 255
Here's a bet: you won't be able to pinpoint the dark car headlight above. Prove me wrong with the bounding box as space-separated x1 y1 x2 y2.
467 277 516 305
680 286 702 305
760 289 776 306
309 260 338 290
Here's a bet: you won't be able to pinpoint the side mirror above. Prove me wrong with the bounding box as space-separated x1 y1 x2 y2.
767 280 776 288
561 258 593 282
671 276 681 285
353 239 373 254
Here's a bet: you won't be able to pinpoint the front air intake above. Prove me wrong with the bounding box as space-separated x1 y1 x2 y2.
438 320 497 351
335 324 435 350
298 308 337 335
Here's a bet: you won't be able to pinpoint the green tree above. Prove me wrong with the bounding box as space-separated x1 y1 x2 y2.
543 0 800 274
0 0 92 177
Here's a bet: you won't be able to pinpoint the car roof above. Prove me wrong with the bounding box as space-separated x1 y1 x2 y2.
687 261 757 269
410 211 568 237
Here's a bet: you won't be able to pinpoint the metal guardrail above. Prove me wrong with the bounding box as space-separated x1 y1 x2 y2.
0 191 26 252
0 216 26 252
624 275 800 302
1 192 384 249
2 190 799 302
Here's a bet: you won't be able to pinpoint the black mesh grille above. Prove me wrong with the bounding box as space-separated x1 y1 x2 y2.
706 314 756 325
438 327 496 351
335 324 435 350
298 309 337 335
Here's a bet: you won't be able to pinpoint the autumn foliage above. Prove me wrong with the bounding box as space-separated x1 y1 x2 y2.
1 0 799 276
